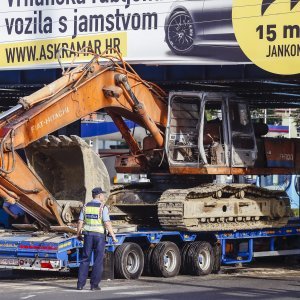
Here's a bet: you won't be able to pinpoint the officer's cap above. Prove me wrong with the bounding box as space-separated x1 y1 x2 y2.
92 187 106 195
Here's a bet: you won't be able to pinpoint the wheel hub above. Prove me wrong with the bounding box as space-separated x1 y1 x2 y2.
178 32 184 39
126 252 139 274
163 250 176 272
198 250 210 270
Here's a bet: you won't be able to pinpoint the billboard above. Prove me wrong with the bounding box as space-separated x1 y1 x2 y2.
1 0 299 74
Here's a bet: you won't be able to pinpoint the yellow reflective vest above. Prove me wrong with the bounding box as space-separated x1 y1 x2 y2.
83 202 105 234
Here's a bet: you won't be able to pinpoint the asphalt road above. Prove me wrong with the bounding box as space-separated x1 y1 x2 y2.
0 262 299 300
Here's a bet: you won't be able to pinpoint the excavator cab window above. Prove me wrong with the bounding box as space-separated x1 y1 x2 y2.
229 100 257 167
202 100 226 166
230 102 252 136
167 95 201 164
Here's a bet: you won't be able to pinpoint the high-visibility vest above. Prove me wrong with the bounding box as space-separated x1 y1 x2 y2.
83 202 105 234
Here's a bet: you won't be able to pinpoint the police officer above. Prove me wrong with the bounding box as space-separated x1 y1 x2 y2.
77 187 117 291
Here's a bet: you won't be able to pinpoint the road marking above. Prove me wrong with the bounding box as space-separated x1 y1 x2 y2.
133 298 165 300
20 296 36 299
13 286 57 291
103 285 151 291
224 292 260 297
0 283 56 290
114 291 160 296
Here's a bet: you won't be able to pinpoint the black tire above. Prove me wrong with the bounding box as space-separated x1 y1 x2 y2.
151 242 181 278
114 242 144 279
186 241 214 276
143 245 155 276
166 10 195 55
212 243 222 274
180 242 192 274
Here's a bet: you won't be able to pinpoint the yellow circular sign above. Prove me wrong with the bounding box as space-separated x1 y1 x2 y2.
233 0 300 75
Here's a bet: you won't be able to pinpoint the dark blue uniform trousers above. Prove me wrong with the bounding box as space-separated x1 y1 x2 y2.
77 232 106 288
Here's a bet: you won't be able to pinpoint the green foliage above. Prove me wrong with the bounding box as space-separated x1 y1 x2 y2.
250 108 282 125
265 109 282 125
206 109 219 121
291 109 300 128
292 208 299 218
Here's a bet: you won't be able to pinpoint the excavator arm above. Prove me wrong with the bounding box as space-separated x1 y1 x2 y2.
0 51 167 229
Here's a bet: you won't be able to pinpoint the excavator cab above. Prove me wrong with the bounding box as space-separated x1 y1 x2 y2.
165 92 257 170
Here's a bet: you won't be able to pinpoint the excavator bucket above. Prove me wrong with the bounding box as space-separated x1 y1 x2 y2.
25 135 110 223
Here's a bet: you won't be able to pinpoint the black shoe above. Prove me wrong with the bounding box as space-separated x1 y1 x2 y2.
91 286 101 291
77 286 83 290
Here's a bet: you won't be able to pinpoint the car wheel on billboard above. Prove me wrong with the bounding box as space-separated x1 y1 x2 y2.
166 11 195 55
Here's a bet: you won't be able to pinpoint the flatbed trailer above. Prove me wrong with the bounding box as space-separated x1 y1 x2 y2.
0 221 299 279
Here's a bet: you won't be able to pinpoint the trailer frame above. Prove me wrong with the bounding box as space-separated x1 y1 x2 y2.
0 222 298 276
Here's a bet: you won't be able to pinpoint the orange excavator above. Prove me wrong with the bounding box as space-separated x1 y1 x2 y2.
0 49 297 232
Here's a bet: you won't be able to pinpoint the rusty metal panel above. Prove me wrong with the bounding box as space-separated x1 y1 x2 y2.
115 155 145 174
264 138 294 168
169 166 299 175
293 138 300 169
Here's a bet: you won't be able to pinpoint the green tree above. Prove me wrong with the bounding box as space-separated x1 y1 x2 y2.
291 108 300 128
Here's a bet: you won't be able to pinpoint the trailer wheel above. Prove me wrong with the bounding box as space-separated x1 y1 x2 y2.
143 245 155 276
212 243 222 274
180 242 192 274
151 242 181 277
114 242 144 279
186 241 214 276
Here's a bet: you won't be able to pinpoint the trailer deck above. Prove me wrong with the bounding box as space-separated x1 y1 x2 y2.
0 221 298 275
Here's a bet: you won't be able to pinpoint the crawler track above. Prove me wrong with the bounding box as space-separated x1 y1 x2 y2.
158 184 291 231
109 183 292 231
